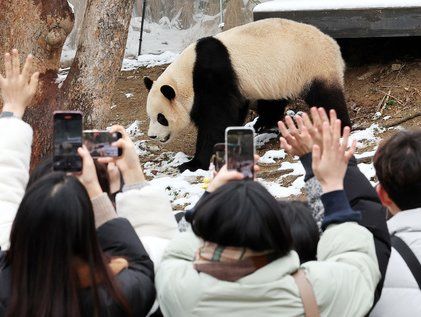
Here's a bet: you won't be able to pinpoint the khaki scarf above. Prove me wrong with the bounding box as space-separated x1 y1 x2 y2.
194 241 277 282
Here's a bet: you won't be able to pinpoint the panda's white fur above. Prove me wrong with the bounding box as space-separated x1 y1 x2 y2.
146 18 344 143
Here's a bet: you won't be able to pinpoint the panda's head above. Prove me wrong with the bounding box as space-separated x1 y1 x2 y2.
144 76 190 143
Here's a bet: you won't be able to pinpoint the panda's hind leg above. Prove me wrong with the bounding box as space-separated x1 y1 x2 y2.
253 99 288 133
303 80 352 128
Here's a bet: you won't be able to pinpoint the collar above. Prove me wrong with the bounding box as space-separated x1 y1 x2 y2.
387 208 421 235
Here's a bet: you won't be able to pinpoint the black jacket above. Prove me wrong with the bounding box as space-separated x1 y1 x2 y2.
0 218 155 316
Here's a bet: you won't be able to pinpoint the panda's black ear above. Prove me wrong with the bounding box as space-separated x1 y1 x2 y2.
160 85 176 100
143 77 154 91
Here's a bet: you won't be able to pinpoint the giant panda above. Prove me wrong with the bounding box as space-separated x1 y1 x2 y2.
144 18 351 172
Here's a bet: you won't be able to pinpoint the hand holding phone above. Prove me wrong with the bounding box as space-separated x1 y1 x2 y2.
83 130 122 158
225 127 255 179
53 111 83 172
97 125 146 186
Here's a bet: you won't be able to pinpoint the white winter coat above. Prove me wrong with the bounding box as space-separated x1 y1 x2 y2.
156 222 380 317
0 118 32 250
370 208 421 317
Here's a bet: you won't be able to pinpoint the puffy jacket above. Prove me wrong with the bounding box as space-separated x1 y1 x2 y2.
370 207 421 317
0 218 156 316
155 191 380 317
0 118 32 250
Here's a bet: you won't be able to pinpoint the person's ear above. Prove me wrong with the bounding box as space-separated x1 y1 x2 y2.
160 85 176 100
143 77 154 91
376 184 400 215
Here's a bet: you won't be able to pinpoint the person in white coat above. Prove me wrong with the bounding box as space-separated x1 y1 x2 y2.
0 49 39 250
370 129 421 317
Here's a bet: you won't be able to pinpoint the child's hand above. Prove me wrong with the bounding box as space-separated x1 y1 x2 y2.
312 120 356 193
0 49 39 118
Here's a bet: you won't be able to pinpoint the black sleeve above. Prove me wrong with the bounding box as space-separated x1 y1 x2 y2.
97 218 156 317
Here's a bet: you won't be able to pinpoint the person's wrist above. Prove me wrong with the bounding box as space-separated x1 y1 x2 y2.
86 183 103 199
320 181 344 193
121 168 146 185
2 103 25 118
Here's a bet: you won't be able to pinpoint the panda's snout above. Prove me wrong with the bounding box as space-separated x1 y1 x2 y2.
160 134 171 143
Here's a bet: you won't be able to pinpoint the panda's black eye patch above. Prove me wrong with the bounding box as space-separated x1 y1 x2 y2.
157 113 169 126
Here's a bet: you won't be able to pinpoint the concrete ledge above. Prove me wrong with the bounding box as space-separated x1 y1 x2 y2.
253 7 421 38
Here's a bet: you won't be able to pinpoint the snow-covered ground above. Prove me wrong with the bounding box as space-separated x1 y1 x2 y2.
123 118 389 212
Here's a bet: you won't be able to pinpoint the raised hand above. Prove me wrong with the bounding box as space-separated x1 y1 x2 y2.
278 114 314 157
312 120 356 193
0 49 39 118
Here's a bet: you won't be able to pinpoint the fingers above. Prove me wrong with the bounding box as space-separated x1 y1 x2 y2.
302 112 313 130
4 52 12 78
22 54 33 80
329 109 338 126
97 157 115 164
285 116 298 135
278 120 289 136
310 107 321 127
11 49 20 77
29 72 39 95
322 121 332 151
318 107 329 124
340 126 351 152
345 139 357 161
333 119 341 147
109 125 128 139
312 144 321 168
280 137 293 152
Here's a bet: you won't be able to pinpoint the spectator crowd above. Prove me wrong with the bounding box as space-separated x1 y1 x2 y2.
0 50 420 317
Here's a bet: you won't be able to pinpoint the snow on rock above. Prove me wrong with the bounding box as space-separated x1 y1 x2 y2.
350 124 384 148
255 132 278 148
259 149 286 164
125 93 134 98
126 120 143 138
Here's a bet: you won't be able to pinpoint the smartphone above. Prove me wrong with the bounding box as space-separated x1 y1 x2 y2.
212 143 225 172
83 130 123 158
53 111 83 172
225 127 255 179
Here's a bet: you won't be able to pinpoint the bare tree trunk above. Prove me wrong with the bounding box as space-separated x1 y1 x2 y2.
0 0 74 167
60 0 135 128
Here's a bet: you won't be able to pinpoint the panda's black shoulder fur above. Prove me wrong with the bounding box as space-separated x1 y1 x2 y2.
190 37 249 129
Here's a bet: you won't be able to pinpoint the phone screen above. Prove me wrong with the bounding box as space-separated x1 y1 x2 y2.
213 143 225 172
83 131 122 158
226 128 255 179
53 112 83 172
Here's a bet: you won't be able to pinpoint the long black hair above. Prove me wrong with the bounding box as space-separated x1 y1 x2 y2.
5 172 128 317
191 180 293 256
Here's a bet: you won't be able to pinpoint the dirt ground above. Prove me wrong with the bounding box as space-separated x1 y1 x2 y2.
106 37 420 185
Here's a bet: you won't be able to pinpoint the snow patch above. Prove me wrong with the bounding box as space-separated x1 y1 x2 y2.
122 51 179 71
259 149 286 164
126 120 143 138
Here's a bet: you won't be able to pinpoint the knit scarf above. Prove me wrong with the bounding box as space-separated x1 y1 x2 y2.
194 241 277 282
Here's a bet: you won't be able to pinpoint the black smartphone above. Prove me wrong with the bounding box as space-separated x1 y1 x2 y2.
212 143 225 172
83 130 123 158
53 111 83 172
225 127 255 179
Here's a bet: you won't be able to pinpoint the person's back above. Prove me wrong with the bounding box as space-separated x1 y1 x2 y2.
370 129 421 317
0 172 155 317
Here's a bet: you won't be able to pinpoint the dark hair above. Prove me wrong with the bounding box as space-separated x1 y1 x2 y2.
374 129 421 210
6 173 128 317
278 201 319 263
27 157 114 202
191 181 293 256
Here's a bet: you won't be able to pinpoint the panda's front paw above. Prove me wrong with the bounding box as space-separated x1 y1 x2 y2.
178 159 205 172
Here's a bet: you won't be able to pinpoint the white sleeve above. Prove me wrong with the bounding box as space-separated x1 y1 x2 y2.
116 184 179 268
0 118 33 250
